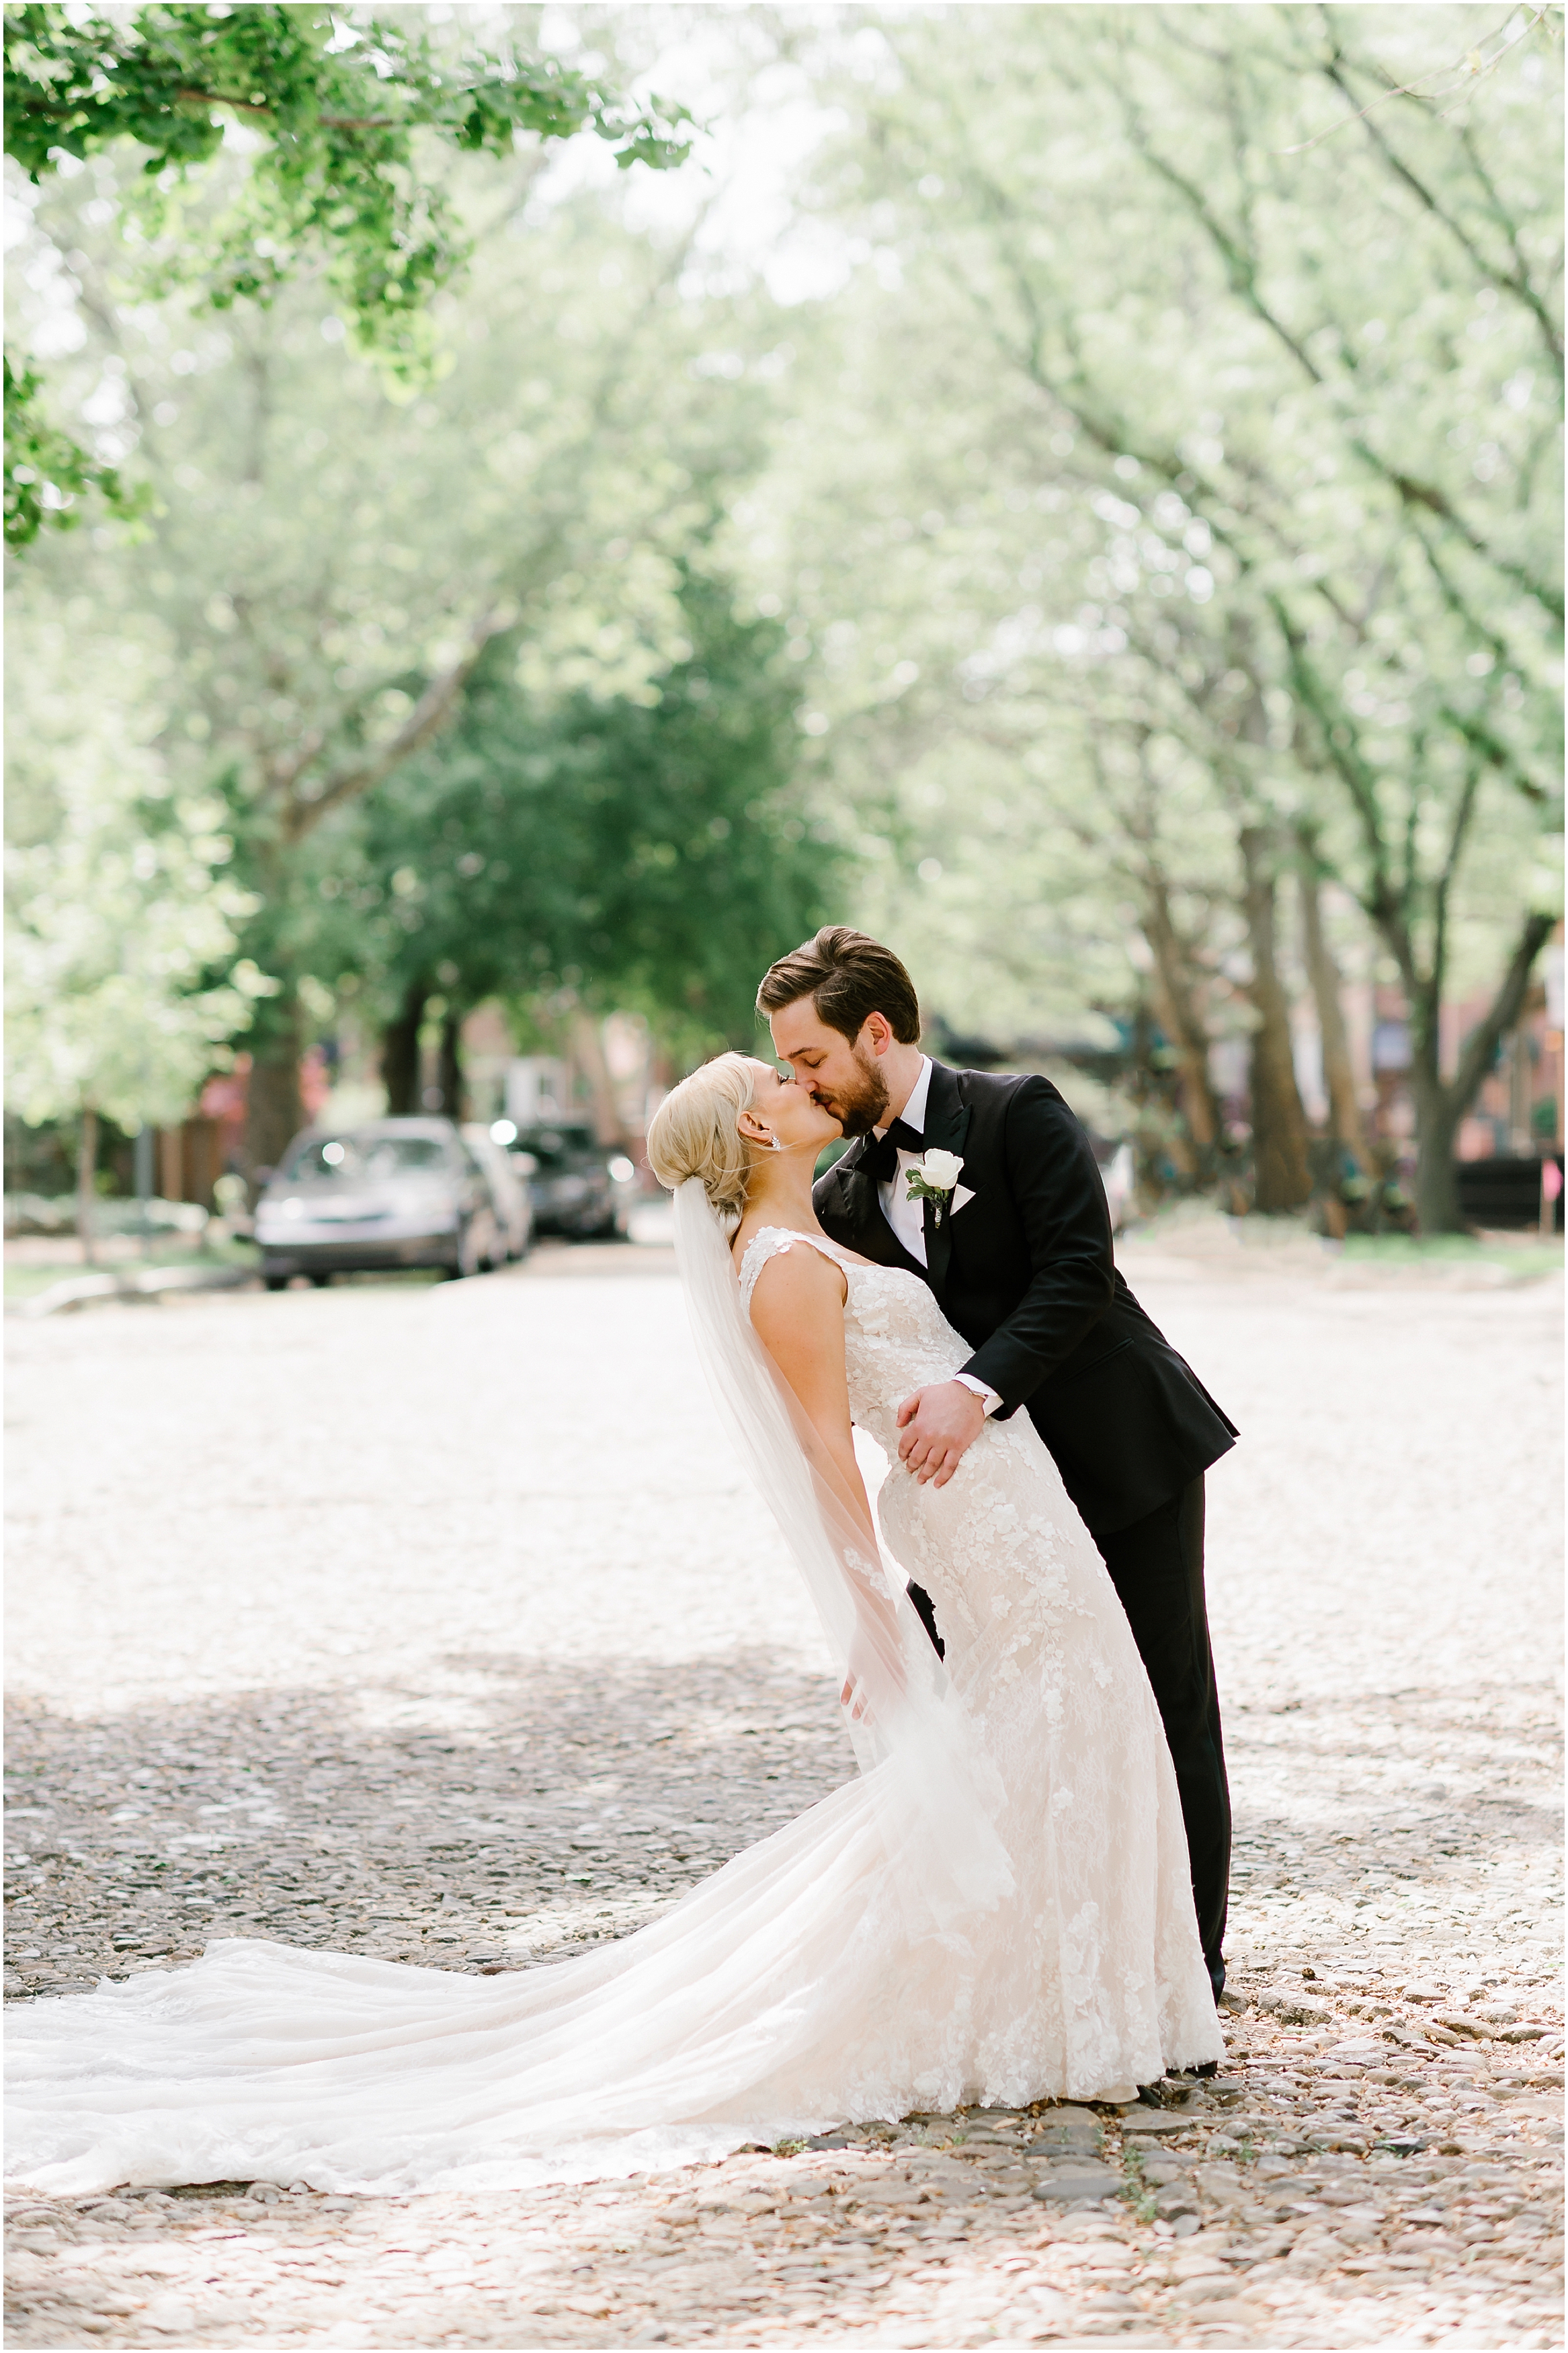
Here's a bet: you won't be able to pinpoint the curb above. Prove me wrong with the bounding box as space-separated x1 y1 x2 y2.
8 1264 260 1320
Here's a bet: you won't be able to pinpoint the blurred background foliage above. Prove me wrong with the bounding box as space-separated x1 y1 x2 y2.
4 1 1563 1232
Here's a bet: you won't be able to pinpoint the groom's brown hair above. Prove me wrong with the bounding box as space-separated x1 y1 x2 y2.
757 926 922 1045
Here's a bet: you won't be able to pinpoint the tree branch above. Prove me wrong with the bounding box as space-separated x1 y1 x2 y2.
1106 55 1565 622
1452 117 1565 377
1427 756 1483 1058
1284 3 1554 157
282 607 506 842
1268 592 1404 938
1436 701 1554 807
1446 907 1555 1110
1313 54 1563 378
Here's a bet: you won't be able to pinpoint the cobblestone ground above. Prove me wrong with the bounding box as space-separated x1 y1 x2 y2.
5 1233 1562 2350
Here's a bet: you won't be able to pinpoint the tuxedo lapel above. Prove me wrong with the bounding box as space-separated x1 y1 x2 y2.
921 1061 973 1158
920 1064 972 1303
827 1140 926 1278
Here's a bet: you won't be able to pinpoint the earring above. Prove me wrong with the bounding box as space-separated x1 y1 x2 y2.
768 1132 784 1152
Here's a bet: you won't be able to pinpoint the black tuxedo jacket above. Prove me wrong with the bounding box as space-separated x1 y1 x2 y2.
813 1062 1237 1537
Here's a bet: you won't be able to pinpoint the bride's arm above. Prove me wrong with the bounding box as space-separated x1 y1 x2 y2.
749 1246 902 1716
748 1245 878 1555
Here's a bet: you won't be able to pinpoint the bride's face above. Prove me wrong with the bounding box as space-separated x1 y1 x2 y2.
743 1062 841 1158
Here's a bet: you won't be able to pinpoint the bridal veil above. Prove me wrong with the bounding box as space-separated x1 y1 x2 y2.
670 1179 1013 1935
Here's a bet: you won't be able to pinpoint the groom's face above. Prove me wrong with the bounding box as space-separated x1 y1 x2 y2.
768 1002 890 1138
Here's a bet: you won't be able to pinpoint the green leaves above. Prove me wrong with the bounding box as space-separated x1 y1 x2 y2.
350 569 836 1055
4 3 231 182
3 352 151 549
3 2 693 530
5 669 269 1129
3 5 693 189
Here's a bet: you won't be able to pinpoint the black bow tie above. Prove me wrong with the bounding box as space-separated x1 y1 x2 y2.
861 1119 925 1185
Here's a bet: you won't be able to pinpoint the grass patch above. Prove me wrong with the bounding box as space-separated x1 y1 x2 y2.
1339 1232 1562 1275
3 1238 259 1300
1119 2143 1159 2223
5 1259 94 1301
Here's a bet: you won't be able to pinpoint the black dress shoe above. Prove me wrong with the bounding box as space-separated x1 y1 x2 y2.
1138 2077 1197 2108
1180 2061 1219 2079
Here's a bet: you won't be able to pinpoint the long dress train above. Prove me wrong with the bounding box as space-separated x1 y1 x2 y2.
5 1227 1221 2196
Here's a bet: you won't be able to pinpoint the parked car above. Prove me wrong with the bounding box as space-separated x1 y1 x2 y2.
461 1124 534 1261
509 1121 636 1239
255 1119 501 1289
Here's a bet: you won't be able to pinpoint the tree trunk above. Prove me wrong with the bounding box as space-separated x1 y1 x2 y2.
1507 1025 1532 1152
380 978 427 1117
436 1008 464 1122
1141 878 1221 1174
571 1008 625 1146
1296 856 1368 1167
1239 826 1313 1213
1407 908 1554 1234
134 1124 155 1259
1411 1070 1467 1235
76 1105 99 1267
245 988 305 1181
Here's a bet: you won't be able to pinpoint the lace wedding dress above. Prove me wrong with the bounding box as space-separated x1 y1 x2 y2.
7 1220 1220 2198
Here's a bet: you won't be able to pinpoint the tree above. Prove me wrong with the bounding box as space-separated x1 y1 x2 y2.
5 636 272 1255
1296 834 1370 1170
3 0 690 541
768 1 1561 1227
347 564 839 1095
1276 597 1557 1226
719 287 1291 1195
6 123 770 1165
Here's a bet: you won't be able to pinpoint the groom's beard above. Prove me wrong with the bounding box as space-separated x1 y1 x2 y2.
817 1044 889 1138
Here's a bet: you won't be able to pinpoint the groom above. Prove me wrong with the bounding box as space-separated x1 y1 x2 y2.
759 925 1237 2001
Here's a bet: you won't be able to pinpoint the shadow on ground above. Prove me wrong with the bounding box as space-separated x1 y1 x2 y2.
4 1650 850 1998
9 1665 1562 2005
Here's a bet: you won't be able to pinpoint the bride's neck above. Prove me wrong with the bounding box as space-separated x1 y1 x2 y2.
742 1148 820 1230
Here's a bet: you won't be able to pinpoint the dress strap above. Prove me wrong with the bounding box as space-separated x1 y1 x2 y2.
737 1226 852 1316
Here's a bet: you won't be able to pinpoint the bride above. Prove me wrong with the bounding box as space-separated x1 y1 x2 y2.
7 1055 1221 2198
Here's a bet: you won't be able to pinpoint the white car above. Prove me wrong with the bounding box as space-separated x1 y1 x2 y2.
256 1119 501 1289
462 1125 535 1261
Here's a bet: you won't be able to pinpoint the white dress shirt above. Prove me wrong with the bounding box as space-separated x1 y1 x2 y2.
874 1059 999 1416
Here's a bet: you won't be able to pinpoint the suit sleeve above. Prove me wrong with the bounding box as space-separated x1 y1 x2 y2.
955 1080 1116 1415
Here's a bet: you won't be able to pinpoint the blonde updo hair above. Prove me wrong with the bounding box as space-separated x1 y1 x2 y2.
646 1051 764 1223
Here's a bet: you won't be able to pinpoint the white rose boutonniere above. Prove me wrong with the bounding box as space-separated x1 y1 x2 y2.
905 1148 965 1219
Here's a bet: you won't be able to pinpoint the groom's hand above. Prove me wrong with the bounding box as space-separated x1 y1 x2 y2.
896 1382 985 1486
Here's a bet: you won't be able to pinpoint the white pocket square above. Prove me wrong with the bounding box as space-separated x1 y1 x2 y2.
951 1183 977 1215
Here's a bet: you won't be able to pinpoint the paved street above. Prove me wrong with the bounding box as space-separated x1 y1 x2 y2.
5 1234 1563 2348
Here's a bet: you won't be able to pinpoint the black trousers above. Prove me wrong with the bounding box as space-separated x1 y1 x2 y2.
1095 1478 1230 1991
909 1474 1230 1993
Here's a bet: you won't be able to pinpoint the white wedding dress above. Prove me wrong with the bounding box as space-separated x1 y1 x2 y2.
6 1223 1221 2198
